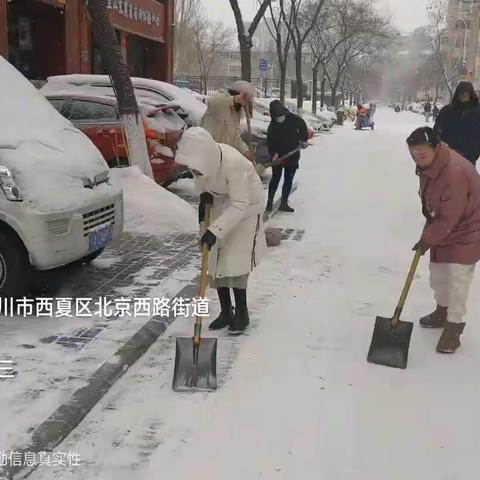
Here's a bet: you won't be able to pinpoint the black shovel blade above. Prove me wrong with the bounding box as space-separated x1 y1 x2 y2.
172 337 217 392
367 316 414 369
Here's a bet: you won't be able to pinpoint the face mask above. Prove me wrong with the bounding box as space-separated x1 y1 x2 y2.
275 115 286 123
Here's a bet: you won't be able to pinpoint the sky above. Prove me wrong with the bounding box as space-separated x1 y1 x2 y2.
200 0 430 34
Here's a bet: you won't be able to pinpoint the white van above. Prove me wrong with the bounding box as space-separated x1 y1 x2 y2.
0 56 124 298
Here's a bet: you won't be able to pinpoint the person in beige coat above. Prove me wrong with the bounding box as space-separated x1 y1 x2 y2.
200 80 255 161
176 127 267 334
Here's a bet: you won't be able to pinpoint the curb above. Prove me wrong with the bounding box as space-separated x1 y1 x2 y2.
2 186 297 480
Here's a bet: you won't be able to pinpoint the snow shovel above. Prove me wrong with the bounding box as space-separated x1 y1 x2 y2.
255 147 302 177
172 203 217 392
367 249 422 369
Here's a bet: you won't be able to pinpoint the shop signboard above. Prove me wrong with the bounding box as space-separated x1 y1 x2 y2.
106 0 166 42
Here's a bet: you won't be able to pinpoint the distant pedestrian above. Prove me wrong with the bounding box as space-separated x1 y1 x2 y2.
176 128 267 334
434 81 480 166
424 101 432 123
266 100 308 213
407 126 480 353
432 103 439 121
200 80 256 161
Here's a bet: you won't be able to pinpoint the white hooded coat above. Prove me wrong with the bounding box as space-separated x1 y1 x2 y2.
176 128 267 279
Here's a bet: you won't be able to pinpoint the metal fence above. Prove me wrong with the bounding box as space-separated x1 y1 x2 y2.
173 75 294 97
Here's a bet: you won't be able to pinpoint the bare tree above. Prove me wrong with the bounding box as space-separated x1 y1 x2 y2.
323 0 394 108
229 0 272 81
84 0 152 178
193 19 232 94
280 0 326 110
426 0 462 98
174 0 202 74
309 1 345 114
264 1 294 102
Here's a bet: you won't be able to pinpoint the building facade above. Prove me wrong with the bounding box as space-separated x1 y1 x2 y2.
447 0 480 90
1 0 173 81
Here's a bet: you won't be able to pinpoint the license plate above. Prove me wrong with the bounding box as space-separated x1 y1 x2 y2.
88 224 113 252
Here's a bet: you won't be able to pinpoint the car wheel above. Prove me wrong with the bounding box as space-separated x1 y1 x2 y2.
0 231 30 298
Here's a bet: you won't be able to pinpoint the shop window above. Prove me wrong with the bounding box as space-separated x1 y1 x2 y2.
67 100 118 121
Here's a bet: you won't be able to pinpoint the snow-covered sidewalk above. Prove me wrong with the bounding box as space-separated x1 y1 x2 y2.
26 109 480 480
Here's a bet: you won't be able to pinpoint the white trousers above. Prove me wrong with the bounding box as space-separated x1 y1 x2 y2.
430 263 476 323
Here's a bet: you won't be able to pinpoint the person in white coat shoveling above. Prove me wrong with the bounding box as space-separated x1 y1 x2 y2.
176 128 267 334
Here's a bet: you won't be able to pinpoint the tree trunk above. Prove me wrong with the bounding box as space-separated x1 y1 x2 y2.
312 67 318 115
349 90 353 107
330 86 337 108
295 52 303 111
85 0 152 178
240 37 252 81
320 75 326 109
280 65 287 103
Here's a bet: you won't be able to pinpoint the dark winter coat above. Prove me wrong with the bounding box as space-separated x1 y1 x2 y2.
424 102 432 113
267 113 308 169
434 100 480 165
419 143 480 264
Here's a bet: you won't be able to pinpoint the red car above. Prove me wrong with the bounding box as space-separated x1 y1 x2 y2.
45 93 187 186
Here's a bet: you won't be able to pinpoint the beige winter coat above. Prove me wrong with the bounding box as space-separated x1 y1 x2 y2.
175 128 266 279
200 92 249 155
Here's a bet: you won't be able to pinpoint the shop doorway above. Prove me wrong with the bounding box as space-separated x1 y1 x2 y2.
7 0 65 80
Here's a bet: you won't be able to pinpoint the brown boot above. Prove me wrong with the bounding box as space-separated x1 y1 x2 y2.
419 305 448 328
436 322 465 354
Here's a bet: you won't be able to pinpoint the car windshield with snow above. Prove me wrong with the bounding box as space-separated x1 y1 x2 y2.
41 75 207 128
0 57 124 298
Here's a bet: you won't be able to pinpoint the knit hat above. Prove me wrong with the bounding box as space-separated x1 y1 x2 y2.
229 80 256 98
269 99 289 119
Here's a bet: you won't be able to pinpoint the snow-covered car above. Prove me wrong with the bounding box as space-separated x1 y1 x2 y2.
316 108 337 127
0 57 124 298
44 91 188 187
41 75 207 127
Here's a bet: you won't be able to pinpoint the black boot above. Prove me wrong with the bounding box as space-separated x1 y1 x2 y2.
278 201 294 212
229 309 250 335
209 307 234 330
265 199 273 212
209 288 234 330
229 288 249 335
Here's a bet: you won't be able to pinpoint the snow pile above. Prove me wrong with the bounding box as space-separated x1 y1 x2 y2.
110 166 197 234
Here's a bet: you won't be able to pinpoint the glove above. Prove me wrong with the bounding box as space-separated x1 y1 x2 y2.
200 192 214 205
272 153 283 166
201 229 217 250
413 239 430 255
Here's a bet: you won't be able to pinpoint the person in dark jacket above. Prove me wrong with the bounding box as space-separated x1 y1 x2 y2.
424 101 432 122
266 100 308 212
434 81 480 166
432 103 440 121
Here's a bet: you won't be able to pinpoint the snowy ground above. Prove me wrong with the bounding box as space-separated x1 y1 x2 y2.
25 109 480 479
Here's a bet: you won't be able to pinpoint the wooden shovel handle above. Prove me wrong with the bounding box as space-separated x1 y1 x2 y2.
198 203 211 298
194 203 212 345
392 249 422 326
